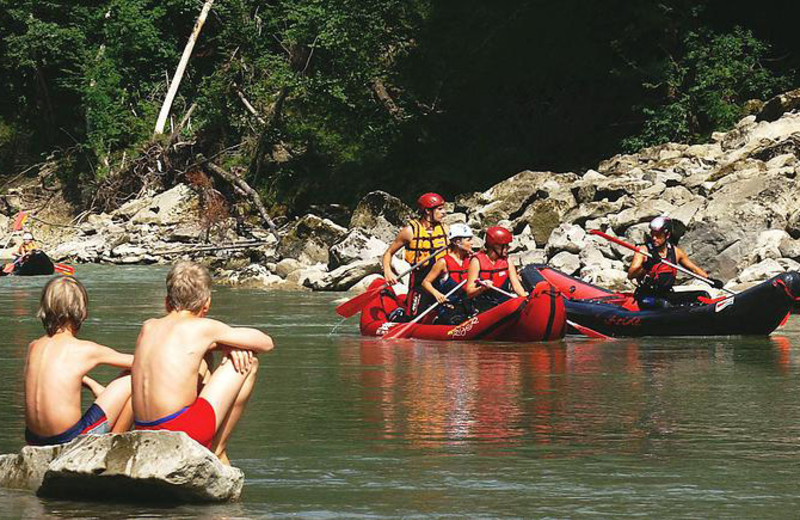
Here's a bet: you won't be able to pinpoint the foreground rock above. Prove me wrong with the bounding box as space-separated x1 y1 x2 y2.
0 431 243 503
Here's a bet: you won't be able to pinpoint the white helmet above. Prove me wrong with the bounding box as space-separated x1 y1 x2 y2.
448 223 473 240
22 232 34 241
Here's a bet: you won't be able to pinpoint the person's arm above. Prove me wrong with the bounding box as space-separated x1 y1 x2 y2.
207 319 275 354
464 257 488 298
507 261 528 297
87 343 134 369
627 248 648 280
381 226 412 285
676 248 709 278
421 258 448 303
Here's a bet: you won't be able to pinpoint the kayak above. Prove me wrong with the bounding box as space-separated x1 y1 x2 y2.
1 251 55 277
519 264 800 337
359 277 567 341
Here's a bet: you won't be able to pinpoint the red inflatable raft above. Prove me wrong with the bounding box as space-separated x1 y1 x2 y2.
359 278 567 341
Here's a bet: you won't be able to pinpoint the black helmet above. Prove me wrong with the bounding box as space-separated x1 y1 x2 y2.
649 216 672 236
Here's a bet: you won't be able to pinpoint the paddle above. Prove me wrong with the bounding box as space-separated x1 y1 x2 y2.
477 280 611 339
383 280 467 339
54 263 75 276
588 229 736 296
335 245 449 318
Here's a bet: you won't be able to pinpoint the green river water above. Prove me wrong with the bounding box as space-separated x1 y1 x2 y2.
1 265 800 518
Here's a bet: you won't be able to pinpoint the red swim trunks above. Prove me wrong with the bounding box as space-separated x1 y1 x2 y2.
134 398 217 448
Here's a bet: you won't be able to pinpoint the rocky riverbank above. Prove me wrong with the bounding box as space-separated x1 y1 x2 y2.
3 89 800 294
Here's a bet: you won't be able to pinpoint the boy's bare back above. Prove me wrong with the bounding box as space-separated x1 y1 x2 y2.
132 272 273 422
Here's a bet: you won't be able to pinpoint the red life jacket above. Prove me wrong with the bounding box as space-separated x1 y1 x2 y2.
475 251 509 286
641 242 677 294
443 254 470 283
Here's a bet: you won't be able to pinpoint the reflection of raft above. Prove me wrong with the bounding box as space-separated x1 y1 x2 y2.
520 264 800 337
2 251 55 277
359 277 567 341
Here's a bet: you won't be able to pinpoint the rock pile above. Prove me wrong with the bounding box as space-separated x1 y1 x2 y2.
4 91 800 294
0 431 243 503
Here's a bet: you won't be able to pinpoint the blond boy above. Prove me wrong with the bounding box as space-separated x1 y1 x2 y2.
25 277 133 446
132 261 273 464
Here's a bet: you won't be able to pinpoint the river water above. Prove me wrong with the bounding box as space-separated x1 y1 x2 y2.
1 265 799 518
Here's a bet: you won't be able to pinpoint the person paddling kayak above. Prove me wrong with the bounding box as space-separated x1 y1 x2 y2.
628 216 723 309
382 193 449 320
465 226 528 313
421 223 474 325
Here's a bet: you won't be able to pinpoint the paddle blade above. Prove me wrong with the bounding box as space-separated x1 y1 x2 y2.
567 319 610 339
383 321 414 340
335 283 387 318
12 211 28 231
54 263 75 276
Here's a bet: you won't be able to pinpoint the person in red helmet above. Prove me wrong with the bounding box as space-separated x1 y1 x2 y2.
465 226 527 312
382 192 449 319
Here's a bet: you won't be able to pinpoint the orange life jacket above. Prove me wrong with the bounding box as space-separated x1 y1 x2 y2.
404 219 448 265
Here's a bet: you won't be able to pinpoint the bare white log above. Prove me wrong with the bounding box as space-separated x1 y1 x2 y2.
154 0 215 135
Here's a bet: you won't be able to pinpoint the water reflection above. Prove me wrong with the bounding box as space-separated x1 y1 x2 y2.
340 334 799 454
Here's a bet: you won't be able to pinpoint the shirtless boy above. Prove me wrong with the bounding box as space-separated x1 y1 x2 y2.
132 261 274 464
25 276 133 446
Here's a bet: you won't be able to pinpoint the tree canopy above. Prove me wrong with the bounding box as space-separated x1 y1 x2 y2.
0 0 797 212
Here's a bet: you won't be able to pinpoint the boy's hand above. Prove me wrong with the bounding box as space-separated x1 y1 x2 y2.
224 347 254 374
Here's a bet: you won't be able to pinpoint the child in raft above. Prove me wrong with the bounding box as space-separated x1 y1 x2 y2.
421 223 475 325
131 261 274 464
464 226 528 313
24 276 134 446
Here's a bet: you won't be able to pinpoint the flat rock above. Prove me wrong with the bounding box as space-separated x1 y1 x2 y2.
0 444 67 491
37 431 243 503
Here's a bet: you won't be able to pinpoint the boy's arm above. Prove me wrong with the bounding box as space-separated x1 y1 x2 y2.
206 319 274 353
87 342 134 369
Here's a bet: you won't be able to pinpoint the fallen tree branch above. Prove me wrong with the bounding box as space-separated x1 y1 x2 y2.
154 240 272 255
199 155 280 239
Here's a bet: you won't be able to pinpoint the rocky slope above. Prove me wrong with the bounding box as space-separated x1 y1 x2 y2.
3 89 800 295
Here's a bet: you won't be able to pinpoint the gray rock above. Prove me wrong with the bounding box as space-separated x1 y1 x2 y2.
38 431 243 503
111 243 148 258
308 258 382 291
546 224 586 256
757 88 800 122
750 229 790 263
549 251 580 276
736 258 786 284
349 191 413 243
170 223 204 242
328 229 388 270
275 258 305 278
286 264 327 287
277 214 347 265
0 444 66 491
779 235 800 259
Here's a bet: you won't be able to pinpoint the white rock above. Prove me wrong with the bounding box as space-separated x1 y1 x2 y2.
736 258 785 283
546 224 586 256
549 251 580 275
328 229 388 269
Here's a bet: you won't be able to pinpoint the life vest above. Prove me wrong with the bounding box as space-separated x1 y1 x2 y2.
443 253 470 283
640 241 677 294
475 250 509 286
404 219 448 265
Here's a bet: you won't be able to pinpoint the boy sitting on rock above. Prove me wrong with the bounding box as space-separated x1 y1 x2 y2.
132 261 273 464
25 277 134 446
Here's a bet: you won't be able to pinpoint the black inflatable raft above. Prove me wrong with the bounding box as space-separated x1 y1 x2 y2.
521 264 800 337
1 251 55 277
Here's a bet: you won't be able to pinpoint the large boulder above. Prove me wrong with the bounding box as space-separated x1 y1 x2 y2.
545 224 586 256
36 431 243 502
328 229 388 270
349 191 413 244
757 88 800 122
113 184 199 226
277 214 347 265
307 258 382 291
0 444 67 491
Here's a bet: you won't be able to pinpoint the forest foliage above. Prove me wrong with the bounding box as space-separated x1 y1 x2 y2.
0 0 797 212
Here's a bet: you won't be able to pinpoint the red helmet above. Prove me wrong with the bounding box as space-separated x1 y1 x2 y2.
417 192 445 211
485 226 513 247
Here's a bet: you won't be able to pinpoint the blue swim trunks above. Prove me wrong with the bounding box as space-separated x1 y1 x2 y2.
25 403 110 446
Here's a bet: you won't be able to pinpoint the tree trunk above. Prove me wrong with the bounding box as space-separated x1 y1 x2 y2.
199 155 280 238
154 0 215 135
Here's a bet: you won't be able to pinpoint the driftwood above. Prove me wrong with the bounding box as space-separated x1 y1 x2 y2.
153 240 272 256
198 155 280 239
154 0 215 135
